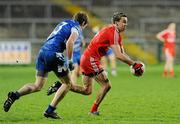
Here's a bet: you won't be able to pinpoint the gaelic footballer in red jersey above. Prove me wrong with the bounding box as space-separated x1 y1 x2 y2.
81 25 123 75
156 23 176 77
71 12 144 115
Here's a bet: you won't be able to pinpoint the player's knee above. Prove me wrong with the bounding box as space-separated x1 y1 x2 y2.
104 83 111 92
84 88 92 95
84 90 92 95
66 83 71 89
34 84 43 92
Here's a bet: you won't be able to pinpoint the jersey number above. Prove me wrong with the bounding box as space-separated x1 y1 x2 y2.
47 22 68 40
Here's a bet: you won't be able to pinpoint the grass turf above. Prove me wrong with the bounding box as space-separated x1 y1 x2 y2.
0 64 180 124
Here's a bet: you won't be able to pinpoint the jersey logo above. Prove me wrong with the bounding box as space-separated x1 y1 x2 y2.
57 65 68 73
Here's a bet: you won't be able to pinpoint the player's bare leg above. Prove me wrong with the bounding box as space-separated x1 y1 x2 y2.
47 75 93 96
50 75 71 107
163 50 170 77
18 76 47 95
163 62 168 77
169 57 175 77
108 54 117 76
70 75 93 95
3 72 48 112
71 64 80 84
166 53 174 77
44 74 71 119
90 71 111 115
101 56 108 72
164 50 174 77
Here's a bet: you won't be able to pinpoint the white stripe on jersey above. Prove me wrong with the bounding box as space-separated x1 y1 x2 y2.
71 27 79 36
90 57 99 72
113 28 119 45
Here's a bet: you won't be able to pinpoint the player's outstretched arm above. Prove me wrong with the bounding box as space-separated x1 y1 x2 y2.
111 44 134 66
156 30 166 42
111 44 145 76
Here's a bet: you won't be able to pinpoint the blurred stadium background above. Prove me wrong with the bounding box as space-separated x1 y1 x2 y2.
1 1 180 123
0 0 180 65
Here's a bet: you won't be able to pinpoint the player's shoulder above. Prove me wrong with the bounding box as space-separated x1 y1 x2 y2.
104 24 116 31
62 20 80 32
64 19 73 23
100 24 116 35
100 24 117 37
160 29 169 35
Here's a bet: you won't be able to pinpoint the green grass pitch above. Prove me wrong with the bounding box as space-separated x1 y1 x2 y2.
0 64 180 124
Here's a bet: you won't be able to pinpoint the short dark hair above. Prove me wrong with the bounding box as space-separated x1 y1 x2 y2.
112 12 127 24
73 12 88 26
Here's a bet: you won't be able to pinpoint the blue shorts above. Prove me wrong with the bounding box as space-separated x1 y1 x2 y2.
36 50 69 77
106 48 114 56
73 52 81 65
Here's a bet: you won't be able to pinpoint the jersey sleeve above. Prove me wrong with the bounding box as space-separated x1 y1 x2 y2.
108 28 121 46
160 30 168 39
71 27 79 36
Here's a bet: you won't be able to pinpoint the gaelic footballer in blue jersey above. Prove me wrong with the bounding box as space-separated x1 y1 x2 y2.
3 12 88 119
47 32 86 96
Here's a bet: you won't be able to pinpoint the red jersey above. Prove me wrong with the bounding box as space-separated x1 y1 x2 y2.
160 29 176 57
161 29 176 48
80 25 122 75
85 24 122 59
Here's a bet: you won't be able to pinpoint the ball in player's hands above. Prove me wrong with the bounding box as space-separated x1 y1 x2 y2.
130 62 145 77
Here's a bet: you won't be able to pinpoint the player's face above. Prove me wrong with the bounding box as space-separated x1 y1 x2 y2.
116 17 128 32
168 23 176 30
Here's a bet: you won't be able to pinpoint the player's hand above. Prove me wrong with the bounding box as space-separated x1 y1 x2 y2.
132 62 144 76
68 60 74 71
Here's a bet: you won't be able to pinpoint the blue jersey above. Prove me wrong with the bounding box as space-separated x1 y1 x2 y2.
73 31 83 53
36 20 83 75
41 20 82 53
106 48 114 56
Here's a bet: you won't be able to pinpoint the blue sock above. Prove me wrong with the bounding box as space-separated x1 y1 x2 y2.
46 105 56 113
